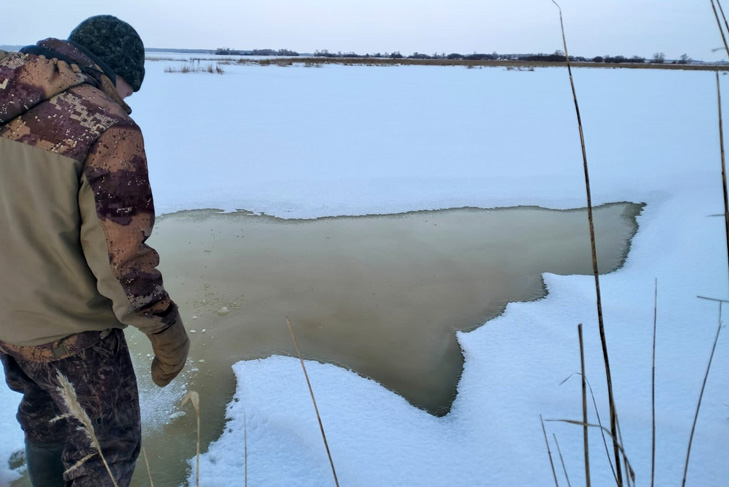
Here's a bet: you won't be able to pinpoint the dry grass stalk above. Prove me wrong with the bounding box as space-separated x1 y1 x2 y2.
615 419 635 486
716 72 729 285
651 280 657 487
681 303 724 487
64 453 98 476
545 418 633 473
553 433 572 487
286 317 340 487
586 380 617 483
712 0 729 57
55 370 119 487
560 373 617 481
541 414 560 487
182 391 201 487
697 295 729 303
165 62 224 74
713 0 729 59
551 2 623 484
578 325 591 487
717 0 729 37
714 1 729 275
142 447 154 487
719 0 729 33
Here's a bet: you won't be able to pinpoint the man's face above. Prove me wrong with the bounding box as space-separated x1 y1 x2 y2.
116 76 133 100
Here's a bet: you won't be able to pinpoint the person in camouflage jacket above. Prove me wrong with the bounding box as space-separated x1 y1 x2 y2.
0 15 189 487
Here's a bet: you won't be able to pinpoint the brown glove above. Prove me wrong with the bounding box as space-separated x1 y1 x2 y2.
148 320 190 387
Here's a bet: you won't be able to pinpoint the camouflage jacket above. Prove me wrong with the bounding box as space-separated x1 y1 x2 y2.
0 39 180 346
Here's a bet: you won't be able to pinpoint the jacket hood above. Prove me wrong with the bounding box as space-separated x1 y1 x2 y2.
0 38 130 124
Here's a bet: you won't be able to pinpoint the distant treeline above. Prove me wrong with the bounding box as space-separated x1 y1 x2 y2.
314 50 693 64
215 48 694 64
215 48 299 56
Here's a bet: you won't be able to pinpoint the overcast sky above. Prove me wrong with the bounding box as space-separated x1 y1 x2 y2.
2 0 725 60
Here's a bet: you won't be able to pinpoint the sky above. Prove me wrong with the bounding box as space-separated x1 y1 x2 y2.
1 0 725 61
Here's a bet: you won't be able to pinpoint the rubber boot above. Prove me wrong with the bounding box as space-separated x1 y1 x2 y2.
25 439 65 487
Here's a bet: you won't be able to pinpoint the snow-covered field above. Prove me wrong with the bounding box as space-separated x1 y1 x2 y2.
1 60 728 486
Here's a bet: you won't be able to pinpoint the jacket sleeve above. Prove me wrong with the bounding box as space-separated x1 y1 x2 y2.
78 120 181 335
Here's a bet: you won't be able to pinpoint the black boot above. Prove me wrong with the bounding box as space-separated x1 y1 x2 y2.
25 439 65 487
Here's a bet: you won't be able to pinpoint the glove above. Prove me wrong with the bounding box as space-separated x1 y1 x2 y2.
148 320 190 387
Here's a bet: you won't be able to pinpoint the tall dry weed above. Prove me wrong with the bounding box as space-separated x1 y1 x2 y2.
142 447 154 487
181 391 201 487
550 1 624 483
286 317 340 487
54 370 119 487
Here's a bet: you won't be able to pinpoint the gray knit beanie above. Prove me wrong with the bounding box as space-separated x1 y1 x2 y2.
68 15 145 92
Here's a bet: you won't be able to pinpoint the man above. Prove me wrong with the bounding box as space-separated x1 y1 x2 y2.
0 15 189 487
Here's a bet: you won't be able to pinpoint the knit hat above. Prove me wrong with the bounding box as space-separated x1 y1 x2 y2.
68 15 145 92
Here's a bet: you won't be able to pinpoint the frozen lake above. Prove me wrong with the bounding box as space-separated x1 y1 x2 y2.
2 59 728 487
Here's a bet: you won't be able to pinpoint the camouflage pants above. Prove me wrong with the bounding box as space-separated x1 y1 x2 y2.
0 328 141 486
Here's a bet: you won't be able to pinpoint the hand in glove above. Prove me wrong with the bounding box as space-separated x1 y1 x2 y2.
148 320 190 387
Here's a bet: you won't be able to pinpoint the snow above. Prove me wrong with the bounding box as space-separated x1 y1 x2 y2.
2 60 728 487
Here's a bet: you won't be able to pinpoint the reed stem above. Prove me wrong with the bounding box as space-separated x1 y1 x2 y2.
718 0 729 44
716 72 729 284
551 2 622 484
142 447 154 487
712 0 729 57
286 317 340 487
181 391 200 487
55 371 119 487
681 304 723 487
651 280 657 487
541 414 560 487
578 325 591 487
553 433 572 487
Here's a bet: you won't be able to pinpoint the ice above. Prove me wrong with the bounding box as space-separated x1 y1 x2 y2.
2 60 728 487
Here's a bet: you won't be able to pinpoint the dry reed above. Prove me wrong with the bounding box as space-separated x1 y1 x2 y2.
142 447 154 487
182 391 201 487
285 317 340 487
686 10 729 486
586 378 617 482
578 324 591 487
713 0 729 288
681 301 724 487
616 420 635 486
553 433 572 487
54 370 119 487
717 70 729 285
718 0 729 35
712 0 729 58
541 414 560 487
165 62 224 74
651 280 657 487
545 418 633 477
551 2 623 483
558 373 617 482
